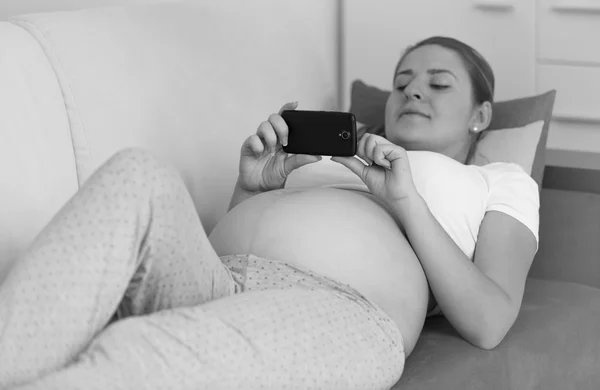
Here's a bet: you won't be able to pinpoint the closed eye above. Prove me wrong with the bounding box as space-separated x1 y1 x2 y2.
395 84 449 91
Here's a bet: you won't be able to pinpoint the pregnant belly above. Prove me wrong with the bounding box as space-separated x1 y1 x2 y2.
208 186 429 353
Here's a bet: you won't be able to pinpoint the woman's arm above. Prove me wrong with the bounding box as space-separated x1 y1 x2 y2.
393 195 537 350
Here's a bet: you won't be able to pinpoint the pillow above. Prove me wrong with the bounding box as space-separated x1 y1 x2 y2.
348 79 557 190
471 120 543 175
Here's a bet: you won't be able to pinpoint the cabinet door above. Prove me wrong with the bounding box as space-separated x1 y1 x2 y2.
341 0 535 109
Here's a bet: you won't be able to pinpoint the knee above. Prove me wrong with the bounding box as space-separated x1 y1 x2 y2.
105 147 163 172
102 148 186 190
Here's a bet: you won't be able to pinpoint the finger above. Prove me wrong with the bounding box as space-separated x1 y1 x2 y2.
357 134 372 165
283 154 322 175
359 133 379 165
364 134 379 164
256 120 278 153
268 113 289 147
373 144 392 170
384 145 409 171
361 134 392 166
241 134 265 157
330 156 368 181
376 143 407 172
278 101 299 115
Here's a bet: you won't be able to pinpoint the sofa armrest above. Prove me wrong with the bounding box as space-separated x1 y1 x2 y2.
0 22 78 266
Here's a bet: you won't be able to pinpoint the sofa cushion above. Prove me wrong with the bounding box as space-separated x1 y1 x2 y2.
392 278 600 389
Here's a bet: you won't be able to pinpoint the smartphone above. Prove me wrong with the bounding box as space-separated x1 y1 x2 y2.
281 110 357 157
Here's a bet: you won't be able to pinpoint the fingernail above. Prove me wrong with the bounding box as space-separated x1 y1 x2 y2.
283 137 288 146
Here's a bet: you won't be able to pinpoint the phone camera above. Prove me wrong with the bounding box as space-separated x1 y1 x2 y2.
340 131 350 140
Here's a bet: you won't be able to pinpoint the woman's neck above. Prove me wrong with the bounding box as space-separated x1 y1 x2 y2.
440 141 472 165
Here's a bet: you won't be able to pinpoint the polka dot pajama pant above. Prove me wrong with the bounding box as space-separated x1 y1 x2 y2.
0 148 405 390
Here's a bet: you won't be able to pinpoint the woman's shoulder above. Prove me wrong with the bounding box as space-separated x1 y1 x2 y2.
473 161 537 188
473 161 540 208
475 162 541 246
477 161 528 174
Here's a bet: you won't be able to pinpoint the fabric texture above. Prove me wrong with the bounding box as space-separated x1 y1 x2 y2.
0 148 404 390
348 79 556 190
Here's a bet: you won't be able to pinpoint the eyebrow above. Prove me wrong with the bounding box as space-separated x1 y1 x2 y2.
395 68 457 79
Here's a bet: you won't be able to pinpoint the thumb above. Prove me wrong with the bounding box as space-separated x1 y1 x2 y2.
278 101 299 115
331 156 367 180
284 154 322 175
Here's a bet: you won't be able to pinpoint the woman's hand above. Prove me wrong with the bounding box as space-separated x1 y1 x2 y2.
331 133 419 208
238 102 322 193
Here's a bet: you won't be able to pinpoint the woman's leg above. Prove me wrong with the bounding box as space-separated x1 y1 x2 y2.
0 148 236 388
11 287 405 390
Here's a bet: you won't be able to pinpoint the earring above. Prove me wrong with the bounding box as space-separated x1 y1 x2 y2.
471 126 479 133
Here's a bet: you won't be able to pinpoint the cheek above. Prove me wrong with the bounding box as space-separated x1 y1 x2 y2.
385 92 402 120
431 96 471 128
384 95 399 139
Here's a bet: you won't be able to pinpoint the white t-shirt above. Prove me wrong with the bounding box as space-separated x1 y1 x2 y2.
407 150 540 259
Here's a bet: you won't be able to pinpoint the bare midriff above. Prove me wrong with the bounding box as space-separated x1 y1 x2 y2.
208 186 431 355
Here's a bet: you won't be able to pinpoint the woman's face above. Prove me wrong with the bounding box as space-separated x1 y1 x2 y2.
385 44 477 156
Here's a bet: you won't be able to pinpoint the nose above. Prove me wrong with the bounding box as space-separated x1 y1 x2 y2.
403 81 423 101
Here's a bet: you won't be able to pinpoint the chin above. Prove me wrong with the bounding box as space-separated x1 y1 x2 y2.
386 133 423 150
386 123 426 144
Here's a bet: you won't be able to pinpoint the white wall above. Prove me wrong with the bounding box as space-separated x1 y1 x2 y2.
0 0 183 20
1 0 341 106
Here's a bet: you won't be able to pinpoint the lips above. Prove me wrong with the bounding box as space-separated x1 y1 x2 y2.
399 109 430 119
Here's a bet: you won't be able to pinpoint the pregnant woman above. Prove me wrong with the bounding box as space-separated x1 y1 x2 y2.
0 36 539 390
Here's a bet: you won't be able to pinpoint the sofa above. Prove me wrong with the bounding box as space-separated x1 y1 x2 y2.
1 2 600 389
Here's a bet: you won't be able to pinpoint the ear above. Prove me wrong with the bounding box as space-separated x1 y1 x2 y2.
469 101 492 133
